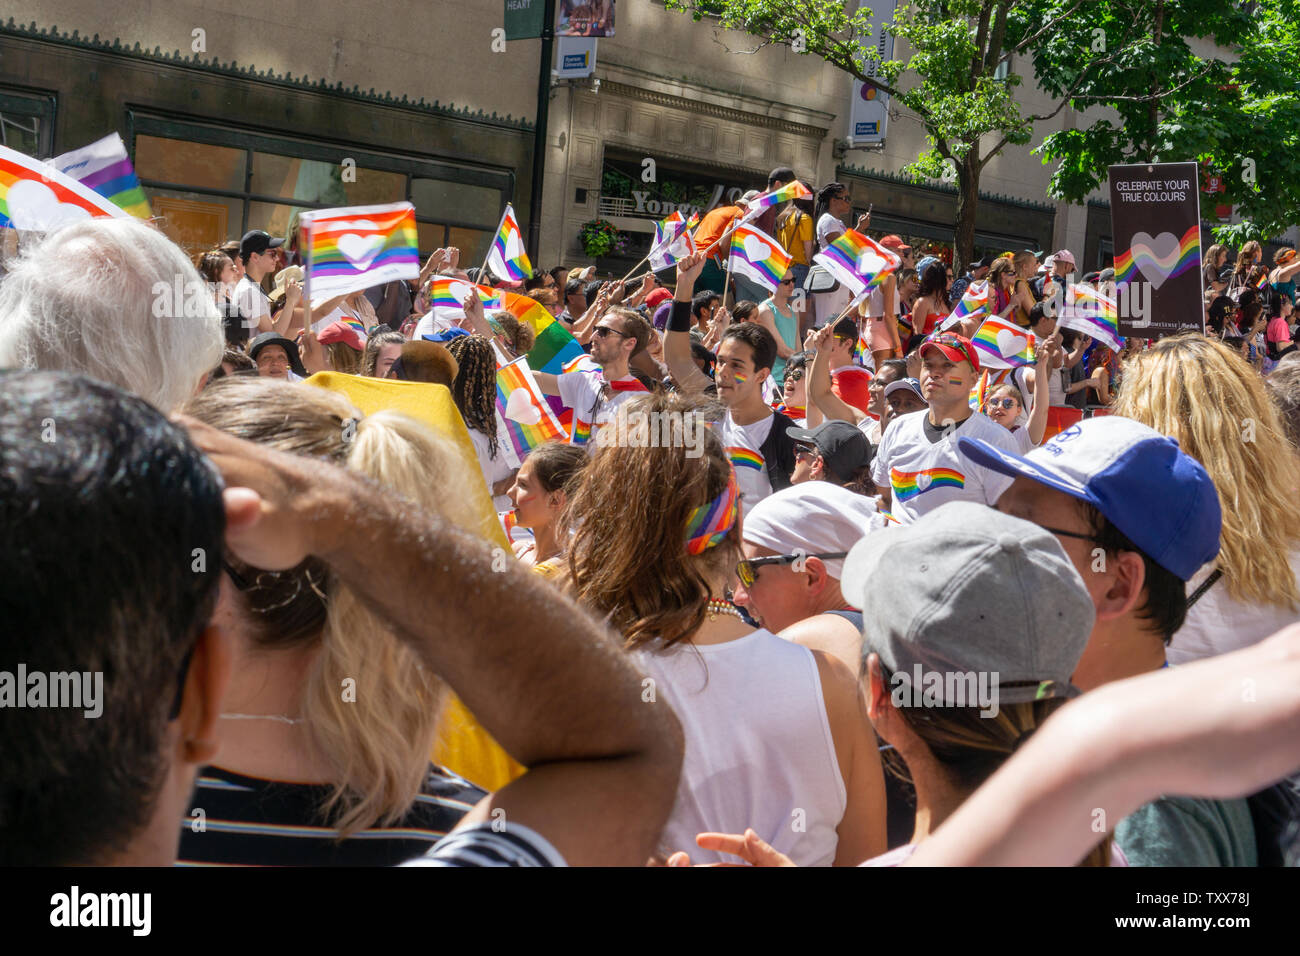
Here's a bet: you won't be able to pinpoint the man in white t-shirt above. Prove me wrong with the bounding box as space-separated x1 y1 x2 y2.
870 331 1019 522
534 308 652 451
663 253 799 514
234 230 283 335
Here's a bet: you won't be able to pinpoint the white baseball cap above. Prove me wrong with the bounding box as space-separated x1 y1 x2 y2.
743 482 883 580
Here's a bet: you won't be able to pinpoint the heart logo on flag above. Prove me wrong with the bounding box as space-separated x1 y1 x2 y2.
447 281 475 305
915 473 932 492
504 387 542 426
7 179 94 231
743 234 771 263
995 327 1029 359
857 248 893 277
336 226 383 270
1129 231 1182 289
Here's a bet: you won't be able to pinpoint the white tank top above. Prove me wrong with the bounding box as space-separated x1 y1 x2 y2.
632 629 847 866
866 282 900 319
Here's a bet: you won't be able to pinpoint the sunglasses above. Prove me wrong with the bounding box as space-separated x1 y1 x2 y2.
736 552 849 589
1040 526 1102 545
986 397 1018 410
592 325 630 339
780 278 796 285
793 445 819 462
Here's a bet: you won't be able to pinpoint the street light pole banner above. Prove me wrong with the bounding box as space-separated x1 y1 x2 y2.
1107 161 1204 339
504 0 547 40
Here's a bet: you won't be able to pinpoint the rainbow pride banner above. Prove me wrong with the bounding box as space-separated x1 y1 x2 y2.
729 223 792 293
299 201 419 303
740 179 813 222
945 280 991 328
970 315 1037 369
649 210 697 271
496 355 568 468
486 203 533 282
502 290 586 434
0 144 129 230
1057 282 1122 351
1114 224 1200 290
50 133 152 219
813 229 901 297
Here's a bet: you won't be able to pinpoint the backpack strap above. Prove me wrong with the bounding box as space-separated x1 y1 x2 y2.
759 410 798 492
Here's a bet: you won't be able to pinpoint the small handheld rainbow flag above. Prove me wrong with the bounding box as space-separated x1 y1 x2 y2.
1057 282 1122 351
945 280 991 327
649 210 697 271
299 201 419 303
485 203 533 283
740 180 813 222
503 289 586 434
971 315 1037 369
496 356 568 467
0 144 130 230
729 223 792 293
813 229 901 297
426 276 504 323
50 133 152 220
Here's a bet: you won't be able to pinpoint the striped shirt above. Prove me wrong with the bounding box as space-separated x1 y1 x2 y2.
177 763 485 866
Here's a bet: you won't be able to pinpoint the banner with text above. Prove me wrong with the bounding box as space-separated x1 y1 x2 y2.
1107 161 1203 339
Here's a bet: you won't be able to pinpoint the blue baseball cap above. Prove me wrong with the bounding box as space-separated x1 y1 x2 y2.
423 327 470 343
958 417 1221 581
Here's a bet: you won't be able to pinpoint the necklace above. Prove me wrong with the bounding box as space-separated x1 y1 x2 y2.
706 598 745 621
220 713 305 726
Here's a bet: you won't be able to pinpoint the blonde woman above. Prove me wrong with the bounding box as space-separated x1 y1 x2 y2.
177 377 487 865
1114 333 1300 665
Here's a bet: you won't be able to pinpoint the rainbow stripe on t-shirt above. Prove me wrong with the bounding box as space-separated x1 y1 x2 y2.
728 446 764 471
571 417 593 446
891 466 965 502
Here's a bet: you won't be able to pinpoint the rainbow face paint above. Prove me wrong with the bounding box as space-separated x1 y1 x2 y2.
948 377 963 386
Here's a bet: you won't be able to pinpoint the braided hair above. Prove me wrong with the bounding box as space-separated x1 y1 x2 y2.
445 334 499 457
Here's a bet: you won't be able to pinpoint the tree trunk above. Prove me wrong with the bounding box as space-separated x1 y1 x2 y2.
953 155 980 276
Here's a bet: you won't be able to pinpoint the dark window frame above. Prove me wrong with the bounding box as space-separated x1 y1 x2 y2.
0 87 57 157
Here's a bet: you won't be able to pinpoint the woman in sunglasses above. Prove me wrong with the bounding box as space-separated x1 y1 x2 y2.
755 270 801 385
563 392 886 866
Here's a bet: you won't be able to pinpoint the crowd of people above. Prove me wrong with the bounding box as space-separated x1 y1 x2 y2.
2 177 1300 869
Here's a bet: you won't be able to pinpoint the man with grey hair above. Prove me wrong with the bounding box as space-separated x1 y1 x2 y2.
0 217 224 411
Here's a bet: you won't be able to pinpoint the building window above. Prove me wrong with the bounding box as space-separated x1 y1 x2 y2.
0 89 56 157
130 114 512 263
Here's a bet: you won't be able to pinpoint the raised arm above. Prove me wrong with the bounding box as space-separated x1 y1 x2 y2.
807 324 866 425
182 418 685 867
1025 342 1054 446
664 253 716 395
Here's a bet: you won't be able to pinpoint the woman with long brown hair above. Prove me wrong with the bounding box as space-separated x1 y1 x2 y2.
562 391 885 865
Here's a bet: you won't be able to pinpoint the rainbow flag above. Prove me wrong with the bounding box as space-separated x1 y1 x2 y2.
740 180 813 222
342 315 368 337
946 280 990 327
729 223 792 293
813 229 901 297
891 466 966 502
0 144 130 230
503 290 586 434
1114 224 1200 289
300 201 419 303
496 356 568 466
686 212 701 229
971 315 1037 369
649 210 697 270
1058 282 1122 351
425 276 504 324
50 133 152 220
485 203 533 283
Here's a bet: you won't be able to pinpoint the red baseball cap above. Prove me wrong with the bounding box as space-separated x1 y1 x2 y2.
919 331 981 374
879 235 911 253
317 322 366 351
645 287 673 309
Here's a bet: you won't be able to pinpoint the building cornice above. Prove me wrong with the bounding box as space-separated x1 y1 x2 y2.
0 18 533 132
839 163 1057 213
596 78 830 140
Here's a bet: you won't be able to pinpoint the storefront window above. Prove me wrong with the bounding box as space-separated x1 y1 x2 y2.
0 90 55 157
136 136 245 192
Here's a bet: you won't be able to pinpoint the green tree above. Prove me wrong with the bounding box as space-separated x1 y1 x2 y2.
1026 0 1300 246
668 0 1157 270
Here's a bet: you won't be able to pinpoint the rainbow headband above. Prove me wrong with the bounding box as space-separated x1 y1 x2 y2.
685 470 741 555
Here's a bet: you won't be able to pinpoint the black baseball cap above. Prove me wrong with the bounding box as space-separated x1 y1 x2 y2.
787 421 873 483
240 230 285 260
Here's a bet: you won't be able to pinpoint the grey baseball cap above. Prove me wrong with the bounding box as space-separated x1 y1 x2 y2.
842 501 1094 705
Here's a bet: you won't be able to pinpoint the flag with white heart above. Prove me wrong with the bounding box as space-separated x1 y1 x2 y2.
299 201 419 303
728 223 792 294
495 355 568 468
813 229 901 297
0 144 130 231
485 203 534 283
970 315 1037 369
1057 282 1123 351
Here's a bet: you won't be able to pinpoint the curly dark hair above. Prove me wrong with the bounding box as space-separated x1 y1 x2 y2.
444 334 499 457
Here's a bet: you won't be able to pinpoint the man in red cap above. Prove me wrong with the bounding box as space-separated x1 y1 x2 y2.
869 331 1020 523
